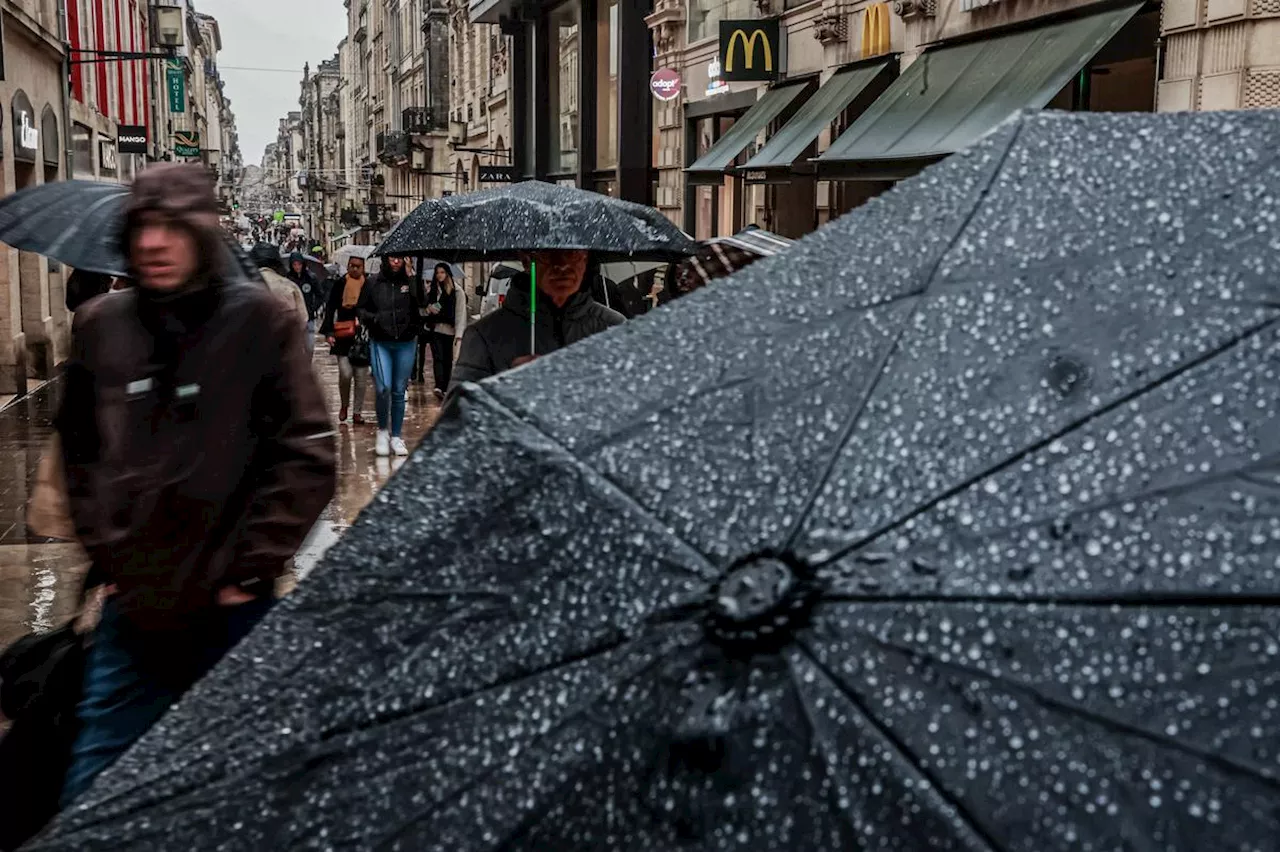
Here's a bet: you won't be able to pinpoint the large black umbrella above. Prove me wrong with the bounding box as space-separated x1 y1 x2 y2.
34 110 1280 850
373 180 698 262
0 180 129 275
0 180 260 284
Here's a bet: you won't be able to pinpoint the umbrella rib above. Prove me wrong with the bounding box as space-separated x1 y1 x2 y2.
897 449 1280 562
816 591 1280 608
812 313 1280 569
371 633 688 851
468 386 721 578
778 121 1027 557
793 639 1006 852
832 621 1280 790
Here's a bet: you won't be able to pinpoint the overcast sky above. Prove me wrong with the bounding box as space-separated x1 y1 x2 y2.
195 0 348 165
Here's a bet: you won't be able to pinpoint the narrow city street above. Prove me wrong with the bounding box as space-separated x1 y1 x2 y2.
0 342 442 651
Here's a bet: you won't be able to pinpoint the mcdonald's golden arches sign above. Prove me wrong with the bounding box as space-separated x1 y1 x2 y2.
861 3 891 59
718 19 783 82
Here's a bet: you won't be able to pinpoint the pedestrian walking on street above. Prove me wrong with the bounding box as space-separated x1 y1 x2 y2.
419 262 467 399
451 249 623 389
321 254 371 424
286 250 323 353
53 164 336 808
249 242 309 335
357 254 422 457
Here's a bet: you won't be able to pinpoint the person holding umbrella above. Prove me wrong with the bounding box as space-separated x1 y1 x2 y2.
52 164 335 810
451 250 623 389
419 263 468 398
357 254 422 457
286 251 323 353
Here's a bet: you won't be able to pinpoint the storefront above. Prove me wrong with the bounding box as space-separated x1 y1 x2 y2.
470 0 652 202
818 1 1160 180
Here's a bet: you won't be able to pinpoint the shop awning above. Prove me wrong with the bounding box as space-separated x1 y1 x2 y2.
819 4 1142 179
685 81 813 186
739 61 895 181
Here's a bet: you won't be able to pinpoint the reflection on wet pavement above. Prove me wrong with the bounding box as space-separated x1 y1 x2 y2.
0 339 442 649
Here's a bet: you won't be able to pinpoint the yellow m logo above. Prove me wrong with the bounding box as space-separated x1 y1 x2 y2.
861 3 890 58
725 28 773 73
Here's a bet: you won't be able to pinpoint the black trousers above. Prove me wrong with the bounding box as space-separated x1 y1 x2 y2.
428 331 454 392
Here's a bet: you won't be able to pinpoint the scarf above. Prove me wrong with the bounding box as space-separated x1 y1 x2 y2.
341 273 365 309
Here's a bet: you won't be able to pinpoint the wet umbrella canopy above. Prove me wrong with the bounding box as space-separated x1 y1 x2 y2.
372 180 698 262
0 180 129 276
34 111 1280 851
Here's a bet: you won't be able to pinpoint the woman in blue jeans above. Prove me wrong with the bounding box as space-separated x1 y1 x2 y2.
357 255 423 456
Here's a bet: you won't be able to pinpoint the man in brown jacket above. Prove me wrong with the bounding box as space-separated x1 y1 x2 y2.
56 165 336 806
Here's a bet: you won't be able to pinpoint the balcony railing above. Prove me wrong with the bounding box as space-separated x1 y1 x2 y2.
402 106 443 135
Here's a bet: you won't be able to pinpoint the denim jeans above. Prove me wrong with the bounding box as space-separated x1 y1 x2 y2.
370 340 416 437
60 596 275 808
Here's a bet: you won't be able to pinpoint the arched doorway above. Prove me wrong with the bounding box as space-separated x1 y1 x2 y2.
40 105 60 184
470 156 480 193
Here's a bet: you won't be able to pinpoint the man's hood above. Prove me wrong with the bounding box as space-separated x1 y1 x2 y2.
120 164 224 290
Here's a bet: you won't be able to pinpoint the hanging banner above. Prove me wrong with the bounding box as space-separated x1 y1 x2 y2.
167 59 186 113
173 130 200 158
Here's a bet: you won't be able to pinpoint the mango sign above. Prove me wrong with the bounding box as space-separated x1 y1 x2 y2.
650 68 682 102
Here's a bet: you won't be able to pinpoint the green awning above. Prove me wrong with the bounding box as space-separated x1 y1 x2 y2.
819 4 1142 177
685 81 812 185
740 61 894 177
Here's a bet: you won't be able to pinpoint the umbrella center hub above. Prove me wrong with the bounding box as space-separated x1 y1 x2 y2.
705 554 819 653
714 558 794 622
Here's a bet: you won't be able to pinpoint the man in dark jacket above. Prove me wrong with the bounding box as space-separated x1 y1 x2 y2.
451 250 623 390
56 164 336 806
286 251 323 353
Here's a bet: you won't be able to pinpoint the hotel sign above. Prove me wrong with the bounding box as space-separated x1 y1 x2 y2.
718 19 783 82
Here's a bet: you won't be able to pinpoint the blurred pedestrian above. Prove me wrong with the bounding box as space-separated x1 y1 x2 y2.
418 263 468 399
64 270 115 313
357 254 421 457
249 242 308 335
452 249 623 388
321 254 371 424
285 251 323 354
55 164 335 807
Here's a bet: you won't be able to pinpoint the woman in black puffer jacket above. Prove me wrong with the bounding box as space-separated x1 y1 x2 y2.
356 255 423 457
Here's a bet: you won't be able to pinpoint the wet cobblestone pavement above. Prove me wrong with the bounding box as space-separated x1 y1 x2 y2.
0 339 443 650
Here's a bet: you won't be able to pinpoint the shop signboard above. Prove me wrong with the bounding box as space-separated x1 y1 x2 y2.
173 130 200 158
650 68 682 101
478 163 517 183
99 139 118 175
167 59 186 113
117 124 148 154
706 57 730 97
719 19 783 82
11 91 37 162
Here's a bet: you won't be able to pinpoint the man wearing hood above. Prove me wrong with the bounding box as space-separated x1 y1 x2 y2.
56 164 336 805
286 251 323 353
450 250 624 390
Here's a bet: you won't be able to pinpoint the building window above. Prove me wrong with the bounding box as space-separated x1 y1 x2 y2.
72 123 93 177
688 0 755 44
547 0 580 175
595 0 619 170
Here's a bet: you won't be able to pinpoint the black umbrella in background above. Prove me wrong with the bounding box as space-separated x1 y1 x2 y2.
372 180 697 263
0 180 129 275
33 110 1280 851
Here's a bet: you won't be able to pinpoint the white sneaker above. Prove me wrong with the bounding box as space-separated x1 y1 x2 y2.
390 437 409 457
375 430 390 457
